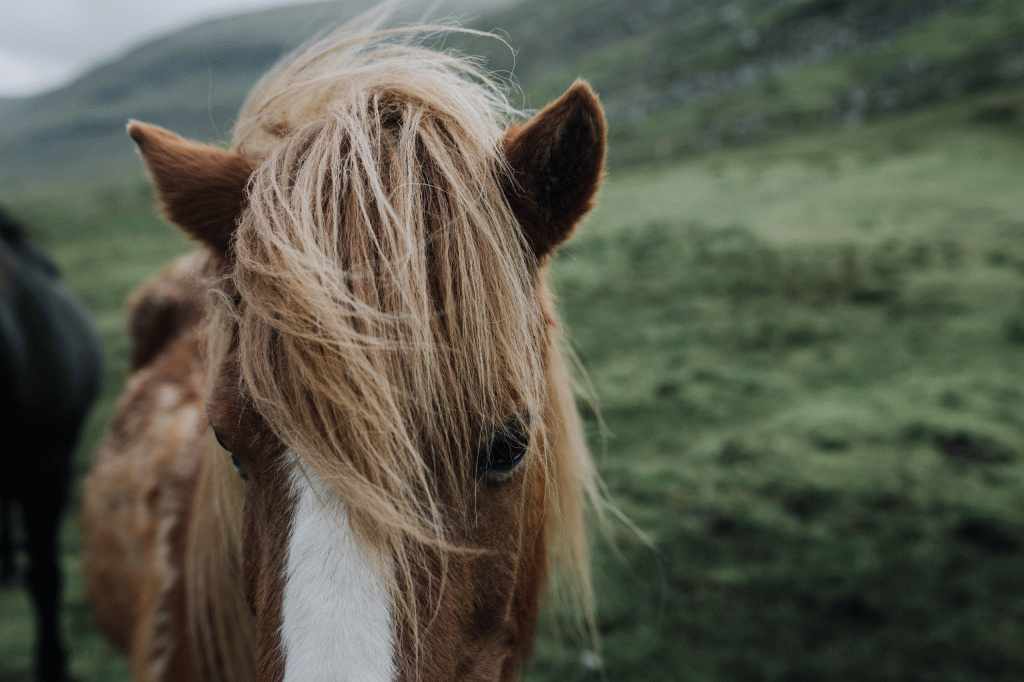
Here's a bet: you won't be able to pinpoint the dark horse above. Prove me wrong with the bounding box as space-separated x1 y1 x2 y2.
1 206 102 681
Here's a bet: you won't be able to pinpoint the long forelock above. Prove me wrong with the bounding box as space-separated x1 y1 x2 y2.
231 31 546 520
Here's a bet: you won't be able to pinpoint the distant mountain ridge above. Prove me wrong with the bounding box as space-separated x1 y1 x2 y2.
0 0 514 195
2 0 1022 196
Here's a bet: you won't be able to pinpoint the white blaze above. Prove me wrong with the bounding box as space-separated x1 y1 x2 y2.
281 457 395 682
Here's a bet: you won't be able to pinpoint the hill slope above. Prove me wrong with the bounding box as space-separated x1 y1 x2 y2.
0 0 513 195
461 0 1024 164
1 0 1023 195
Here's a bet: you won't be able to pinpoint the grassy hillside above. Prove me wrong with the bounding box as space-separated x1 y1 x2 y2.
460 0 1024 165
537 87 1024 680
0 0 514 196
2 0 1023 196
2 0 1023 678
2 82 1023 681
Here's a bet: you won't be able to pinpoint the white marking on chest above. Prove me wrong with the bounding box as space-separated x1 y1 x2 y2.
281 457 395 682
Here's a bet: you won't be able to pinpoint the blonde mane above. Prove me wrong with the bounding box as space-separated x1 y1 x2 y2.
188 23 599 681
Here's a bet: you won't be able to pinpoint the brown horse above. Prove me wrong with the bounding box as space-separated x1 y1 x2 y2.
82 24 605 682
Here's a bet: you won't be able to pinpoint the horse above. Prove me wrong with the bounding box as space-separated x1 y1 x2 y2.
1 206 103 682
82 24 605 682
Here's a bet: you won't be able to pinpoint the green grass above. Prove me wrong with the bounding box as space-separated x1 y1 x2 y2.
594 0 1024 164
530 91 1024 680
3 87 1024 680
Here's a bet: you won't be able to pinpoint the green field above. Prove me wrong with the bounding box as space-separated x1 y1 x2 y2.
2 85 1024 681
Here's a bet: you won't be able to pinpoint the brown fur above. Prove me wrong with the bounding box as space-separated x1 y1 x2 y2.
127 257 208 370
82 254 212 681
127 122 252 257
84 23 605 682
503 82 607 260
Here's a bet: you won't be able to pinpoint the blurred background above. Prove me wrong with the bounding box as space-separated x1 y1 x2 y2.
2 0 1023 679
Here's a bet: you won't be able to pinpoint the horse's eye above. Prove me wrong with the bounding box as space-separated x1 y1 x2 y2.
478 420 529 479
230 454 248 481
214 429 248 481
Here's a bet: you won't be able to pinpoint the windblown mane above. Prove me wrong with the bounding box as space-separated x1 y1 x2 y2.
189 23 598 681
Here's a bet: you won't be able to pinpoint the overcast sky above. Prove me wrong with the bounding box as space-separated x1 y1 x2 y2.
0 0 320 97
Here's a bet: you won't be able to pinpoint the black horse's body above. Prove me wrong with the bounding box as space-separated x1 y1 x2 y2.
0 208 102 682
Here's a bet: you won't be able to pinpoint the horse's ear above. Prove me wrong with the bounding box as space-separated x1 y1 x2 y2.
127 121 252 258
502 81 606 260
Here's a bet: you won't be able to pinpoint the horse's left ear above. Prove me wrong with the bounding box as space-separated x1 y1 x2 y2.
127 121 252 258
502 81 606 260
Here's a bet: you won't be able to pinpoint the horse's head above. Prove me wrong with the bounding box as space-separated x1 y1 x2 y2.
128 33 604 682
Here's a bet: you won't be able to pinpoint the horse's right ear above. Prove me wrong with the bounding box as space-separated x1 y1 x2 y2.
128 121 252 258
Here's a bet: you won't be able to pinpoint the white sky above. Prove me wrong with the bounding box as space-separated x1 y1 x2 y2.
0 0 321 97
